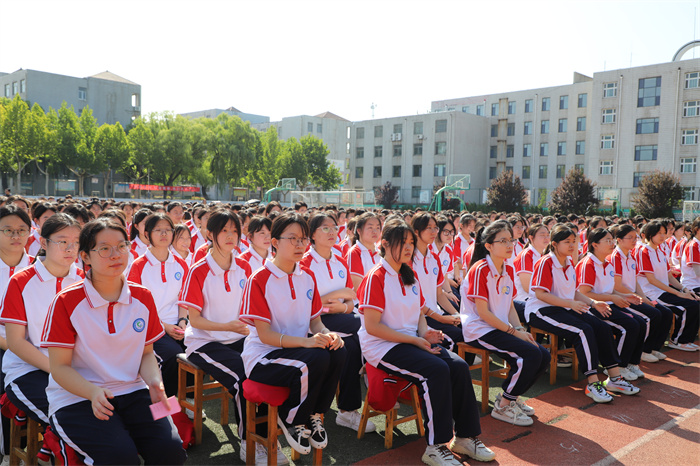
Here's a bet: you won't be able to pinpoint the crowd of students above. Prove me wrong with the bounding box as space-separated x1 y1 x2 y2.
0 193 696 466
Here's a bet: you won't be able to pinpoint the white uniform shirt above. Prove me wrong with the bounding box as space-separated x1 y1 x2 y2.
513 246 541 301
347 242 379 279
0 253 33 340
524 252 576 320
636 244 670 301
412 248 444 312
131 236 148 258
179 252 251 356
575 253 615 304
681 237 700 289
299 246 353 297
238 247 271 275
608 246 637 293
25 230 42 257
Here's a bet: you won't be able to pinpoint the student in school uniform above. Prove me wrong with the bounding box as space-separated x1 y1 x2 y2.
359 218 494 466
299 213 371 433
189 209 211 255
0 214 83 427
25 202 57 257
513 223 549 323
433 215 457 289
461 221 550 427
347 213 382 291
576 228 645 381
240 213 346 456
525 225 640 404
41 218 186 466
680 217 700 293
165 202 185 226
506 215 526 266
128 213 189 399
238 216 272 273
608 224 672 363
129 209 151 258
636 221 700 352
452 214 476 283
338 216 357 259
171 224 193 265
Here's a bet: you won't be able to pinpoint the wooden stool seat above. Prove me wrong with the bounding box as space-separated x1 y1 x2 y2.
176 353 230 445
456 343 509 413
10 416 42 466
530 328 579 385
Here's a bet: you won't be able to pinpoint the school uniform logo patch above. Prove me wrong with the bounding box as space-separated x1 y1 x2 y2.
133 318 146 332
307 289 314 300
501 285 511 295
174 272 182 281
631 263 636 270
609 270 614 277
339 270 345 279
412 286 419 296
443 259 449 266
433 267 439 275
240 279 246 289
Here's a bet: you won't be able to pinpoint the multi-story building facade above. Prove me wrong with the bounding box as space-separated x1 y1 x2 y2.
0 69 141 127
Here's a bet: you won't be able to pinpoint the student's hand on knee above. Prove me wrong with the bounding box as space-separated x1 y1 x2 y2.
307 333 332 348
569 300 589 314
423 329 444 345
611 295 631 308
516 330 537 346
90 387 115 421
412 336 441 354
327 332 345 350
592 301 611 317
228 320 250 336
163 323 185 341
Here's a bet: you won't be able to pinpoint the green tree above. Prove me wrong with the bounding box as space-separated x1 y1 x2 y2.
124 118 154 183
35 107 60 196
55 104 102 196
300 135 342 190
549 168 598 214
277 138 308 188
374 181 399 209
486 170 529 213
94 123 131 197
246 126 282 193
633 170 684 218
148 113 196 195
0 95 36 192
206 114 259 195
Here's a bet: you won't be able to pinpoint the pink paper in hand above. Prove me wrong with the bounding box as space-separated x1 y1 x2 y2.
149 396 180 420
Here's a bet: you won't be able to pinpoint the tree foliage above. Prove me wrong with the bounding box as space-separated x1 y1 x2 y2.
633 170 684 218
549 169 598 215
374 181 399 209
486 170 528 213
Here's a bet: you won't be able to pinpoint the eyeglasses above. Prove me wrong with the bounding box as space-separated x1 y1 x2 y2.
47 238 79 251
621 235 637 241
425 227 439 232
441 229 455 236
491 238 519 246
278 237 310 247
91 241 132 258
152 229 174 236
318 226 339 234
0 228 30 238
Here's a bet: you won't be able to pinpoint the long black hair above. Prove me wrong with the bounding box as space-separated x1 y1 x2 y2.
543 224 576 255
470 220 513 269
378 219 416 286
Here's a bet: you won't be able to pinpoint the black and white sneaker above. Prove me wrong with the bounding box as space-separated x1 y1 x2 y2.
277 415 311 454
307 413 328 449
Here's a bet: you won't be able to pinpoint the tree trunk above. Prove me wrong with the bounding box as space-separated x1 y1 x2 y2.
78 175 85 197
16 170 21 196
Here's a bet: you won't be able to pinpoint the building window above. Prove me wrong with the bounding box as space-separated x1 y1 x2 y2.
346 142 350 154
476 104 484 116
355 167 364 178
414 121 423 135
507 123 515 136
392 166 401 177
393 145 402 157
374 126 383 138
638 77 661 107
557 142 567 156
77 87 87 101
307 122 313 133
541 97 550 111
490 146 497 159
435 119 447 133
435 141 446 155
559 95 568 110
524 99 533 113
413 165 422 177
604 82 618 98
413 143 423 156
522 165 531 179
633 172 644 188
523 144 532 157
541 120 549 134
506 165 513 174
681 157 697 173
686 72 700 89
682 129 699 145
19 79 25 93
489 167 497 179
507 145 514 158
601 135 615 149
491 125 498 137
602 108 616 124
374 146 383 158
434 164 446 177
491 103 499 116
356 127 365 139
12 82 18 95
600 161 614 175
683 101 700 117
539 165 548 179
576 116 586 131
508 101 516 114
356 147 364 158
556 164 566 178
634 145 658 161
317 124 322 133
3 84 9 97
373 166 382 178
524 121 533 135
576 140 585 155
636 117 659 134
462 106 470 113
558 118 567 132
540 143 549 156
575 163 584 173
684 187 697 201
411 186 421 198
393 124 403 134
578 93 587 108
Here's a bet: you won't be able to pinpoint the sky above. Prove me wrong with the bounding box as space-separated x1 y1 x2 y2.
1 0 699 122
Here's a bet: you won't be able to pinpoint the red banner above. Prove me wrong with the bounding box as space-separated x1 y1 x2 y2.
129 184 200 192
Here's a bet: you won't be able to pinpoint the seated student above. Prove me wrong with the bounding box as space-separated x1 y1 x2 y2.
0 214 83 426
41 219 186 466
680 217 700 294
359 218 494 466
25 202 57 257
240 213 346 457
347 213 382 292
525 225 640 404
461 221 549 427
238 216 272 273
171 224 193 265
128 213 189 399
513 223 549 324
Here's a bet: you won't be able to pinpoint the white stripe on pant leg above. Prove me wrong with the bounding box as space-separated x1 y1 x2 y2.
379 361 436 446
602 320 627 356
475 339 524 397
9 382 49 424
258 357 309 425
626 308 650 340
658 301 687 344
194 351 244 434
533 311 594 373
51 415 94 466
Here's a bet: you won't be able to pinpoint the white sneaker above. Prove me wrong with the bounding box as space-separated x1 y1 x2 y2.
472 355 482 366
0 456 9 466
336 410 376 433
495 392 535 416
640 352 659 363
240 442 267 465
627 364 645 378
667 341 699 352
422 444 462 466
491 400 533 426
449 437 496 462
604 377 640 395
618 366 638 381
271 441 289 465
651 350 667 360
586 381 613 403
185 398 206 420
